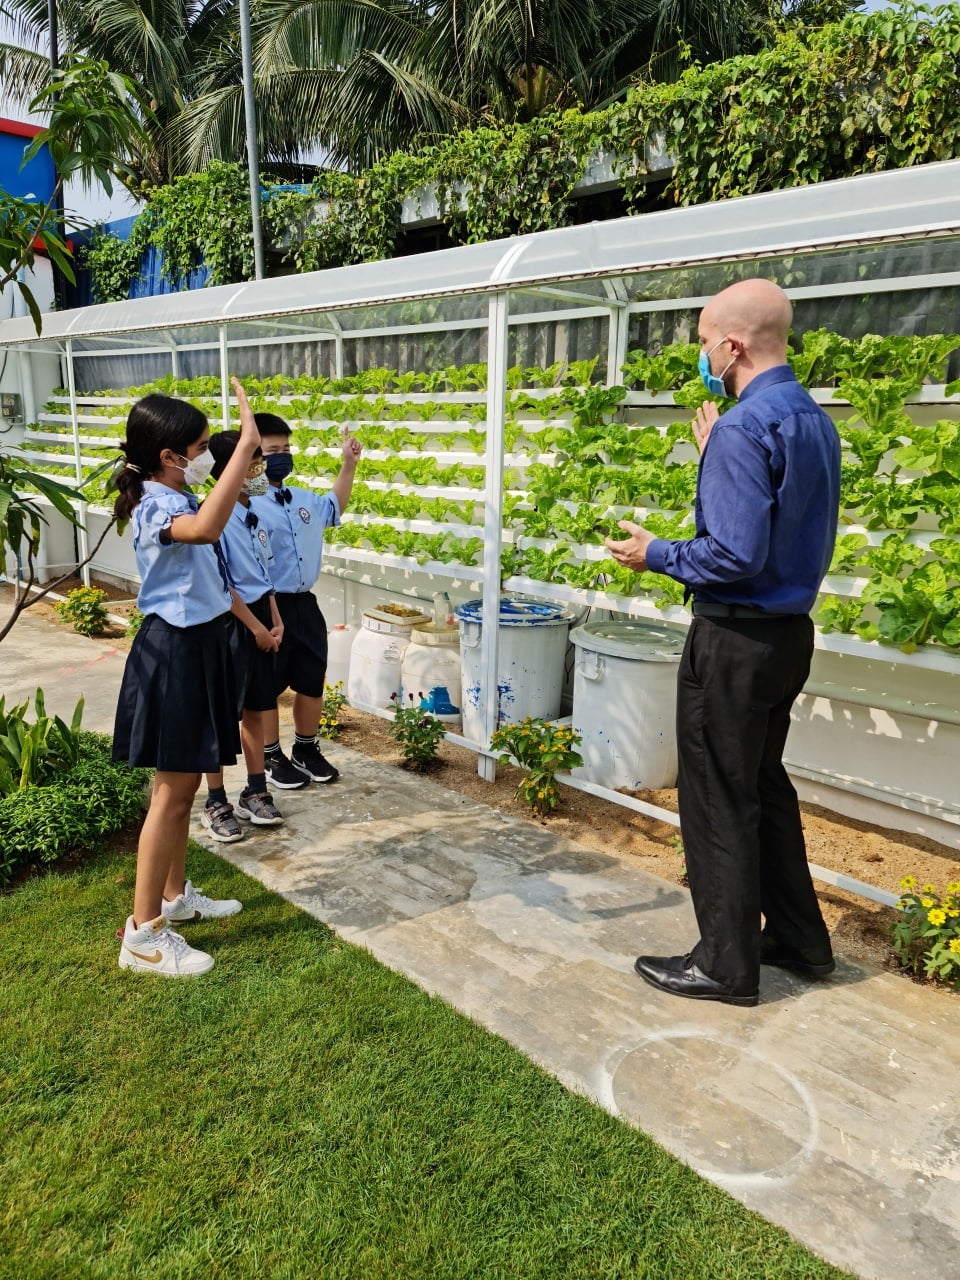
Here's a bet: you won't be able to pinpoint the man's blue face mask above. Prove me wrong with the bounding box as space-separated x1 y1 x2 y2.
698 336 736 397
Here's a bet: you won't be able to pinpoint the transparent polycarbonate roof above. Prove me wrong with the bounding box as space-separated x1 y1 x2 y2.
2 158 959 351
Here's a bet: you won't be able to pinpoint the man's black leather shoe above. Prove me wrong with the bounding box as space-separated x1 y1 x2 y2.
760 937 836 978
634 954 759 1007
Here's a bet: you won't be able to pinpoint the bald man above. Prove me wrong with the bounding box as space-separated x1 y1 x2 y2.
606 278 840 1006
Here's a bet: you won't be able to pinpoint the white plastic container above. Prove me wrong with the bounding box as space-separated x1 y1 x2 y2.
400 623 462 727
347 605 429 709
455 594 574 744
325 623 357 691
570 619 686 791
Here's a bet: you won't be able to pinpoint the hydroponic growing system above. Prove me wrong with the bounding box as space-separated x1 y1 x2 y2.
2 160 959 852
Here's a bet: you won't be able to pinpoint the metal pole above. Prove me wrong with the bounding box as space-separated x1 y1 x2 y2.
65 339 91 586
238 0 265 280
46 0 68 311
476 290 510 781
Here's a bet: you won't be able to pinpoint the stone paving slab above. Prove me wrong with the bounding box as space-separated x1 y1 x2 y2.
0 609 126 732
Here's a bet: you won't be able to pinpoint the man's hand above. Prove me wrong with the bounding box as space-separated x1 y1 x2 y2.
605 520 655 571
693 400 719 455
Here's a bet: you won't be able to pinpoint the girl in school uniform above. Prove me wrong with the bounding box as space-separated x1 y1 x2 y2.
112 378 260 977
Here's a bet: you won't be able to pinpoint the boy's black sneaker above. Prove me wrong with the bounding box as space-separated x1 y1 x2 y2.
291 741 340 784
264 749 310 790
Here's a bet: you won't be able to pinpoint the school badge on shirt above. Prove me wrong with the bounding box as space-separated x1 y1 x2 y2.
258 529 269 548
298 507 311 524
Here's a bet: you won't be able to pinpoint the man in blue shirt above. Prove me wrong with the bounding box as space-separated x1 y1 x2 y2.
607 278 840 1007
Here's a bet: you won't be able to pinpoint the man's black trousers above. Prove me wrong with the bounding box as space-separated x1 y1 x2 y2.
677 613 831 994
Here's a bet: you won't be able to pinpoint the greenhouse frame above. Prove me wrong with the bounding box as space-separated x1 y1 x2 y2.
2 158 959 859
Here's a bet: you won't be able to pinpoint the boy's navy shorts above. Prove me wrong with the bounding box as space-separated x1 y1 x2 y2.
273 591 329 698
230 592 279 713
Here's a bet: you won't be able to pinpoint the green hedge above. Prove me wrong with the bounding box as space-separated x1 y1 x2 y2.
0 733 150 887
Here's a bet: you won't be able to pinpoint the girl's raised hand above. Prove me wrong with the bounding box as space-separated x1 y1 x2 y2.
231 377 260 450
341 424 362 462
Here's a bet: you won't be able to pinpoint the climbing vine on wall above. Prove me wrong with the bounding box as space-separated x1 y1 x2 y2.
87 5 960 303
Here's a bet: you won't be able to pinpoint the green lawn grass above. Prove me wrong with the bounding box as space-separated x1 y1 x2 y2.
0 842 851 1280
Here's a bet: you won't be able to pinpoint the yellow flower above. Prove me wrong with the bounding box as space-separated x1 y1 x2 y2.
947 882 960 894
923 883 937 894
950 939 960 954
921 897 935 908
900 875 917 889
928 909 947 926
949 909 960 919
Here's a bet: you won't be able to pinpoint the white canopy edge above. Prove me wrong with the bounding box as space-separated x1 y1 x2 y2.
2 158 960 349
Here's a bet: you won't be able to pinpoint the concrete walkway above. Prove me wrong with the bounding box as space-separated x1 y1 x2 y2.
4 613 960 1280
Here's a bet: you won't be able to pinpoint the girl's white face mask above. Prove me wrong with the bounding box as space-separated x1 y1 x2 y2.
175 448 215 486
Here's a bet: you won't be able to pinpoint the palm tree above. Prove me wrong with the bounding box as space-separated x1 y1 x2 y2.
0 1 861 187
174 0 845 173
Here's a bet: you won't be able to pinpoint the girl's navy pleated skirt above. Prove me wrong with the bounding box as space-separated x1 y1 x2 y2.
113 612 241 772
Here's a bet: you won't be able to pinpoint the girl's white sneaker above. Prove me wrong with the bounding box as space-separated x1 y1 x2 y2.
118 915 215 976
162 880 242 923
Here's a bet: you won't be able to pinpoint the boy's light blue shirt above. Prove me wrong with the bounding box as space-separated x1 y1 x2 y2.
249 485 340 592
219 501 275 604
133 481 232 627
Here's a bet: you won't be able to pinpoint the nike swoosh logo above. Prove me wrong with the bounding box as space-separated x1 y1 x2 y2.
126 947 164 964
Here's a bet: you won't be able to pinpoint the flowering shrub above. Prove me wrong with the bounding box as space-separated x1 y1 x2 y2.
489 717 582 817
317 681 349 740
388 692 446 770
891 877 960 989
55 586 109 636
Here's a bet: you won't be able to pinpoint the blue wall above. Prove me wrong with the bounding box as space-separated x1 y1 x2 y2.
0 121 56 202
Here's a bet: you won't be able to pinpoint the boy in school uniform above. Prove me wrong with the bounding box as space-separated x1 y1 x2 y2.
250 412 362 787
199 430 289 840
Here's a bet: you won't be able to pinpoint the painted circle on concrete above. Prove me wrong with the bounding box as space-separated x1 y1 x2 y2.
600 1028 819 1189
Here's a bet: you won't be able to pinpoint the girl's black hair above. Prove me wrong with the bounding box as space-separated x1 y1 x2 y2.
114 394 208 521
253 411 292 438
209 429 262 480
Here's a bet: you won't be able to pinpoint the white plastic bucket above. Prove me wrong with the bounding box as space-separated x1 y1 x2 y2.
347 605 429 709
455 594 573 744
400 624 462 727
325 623 357 691
570 619 686 790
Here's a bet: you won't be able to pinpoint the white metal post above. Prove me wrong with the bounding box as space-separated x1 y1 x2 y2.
17 348 36 426
607 301 630 389
219 327 231 427
64 339 91 586
477 290 510 781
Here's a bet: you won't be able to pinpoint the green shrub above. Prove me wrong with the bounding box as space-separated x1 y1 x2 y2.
55 586 109 636
490 717 583 816
388 692 446 770
0 732 150 887
317 681 348 740
0 689 84 794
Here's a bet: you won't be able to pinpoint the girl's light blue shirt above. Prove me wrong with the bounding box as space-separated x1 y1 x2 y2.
133 481 232 627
